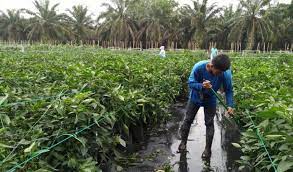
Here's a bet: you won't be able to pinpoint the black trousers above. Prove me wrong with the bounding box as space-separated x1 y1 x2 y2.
180 101 216 145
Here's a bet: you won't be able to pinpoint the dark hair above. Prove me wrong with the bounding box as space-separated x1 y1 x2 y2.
211 54 231 71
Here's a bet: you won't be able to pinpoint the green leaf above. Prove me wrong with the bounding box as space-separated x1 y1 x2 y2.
75 114 78 124
118 137 126 147
68 158 78 168
118 95 125 101
31 149 50 157
34 169 52 172
277 160 293 172
63 134 86 147
24 141 36 153
19 139 31 145
279 144 289 151
116 166 123 172
82 98 95 104
137 99 148 103
285 136 293 143
239 166 246 170
3 114 11 125
258 119 269 128
0 143 14 149
79 158 97 172
74 136 87 147
257 107 283 119
265 135 284 139
240 156 250 161
0 94 8 106
231 143 241 148
123 123 129 136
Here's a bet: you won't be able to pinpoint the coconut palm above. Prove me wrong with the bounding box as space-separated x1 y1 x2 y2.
179 0 221 48
210 5 242 49
229 0 272 50
66 5 93 41
264 2 292 49
24 0 68 41
97 0 135 45
0 9 25 41
143 0 178 46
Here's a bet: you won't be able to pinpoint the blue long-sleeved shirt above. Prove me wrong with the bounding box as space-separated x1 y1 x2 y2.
188 60 234 108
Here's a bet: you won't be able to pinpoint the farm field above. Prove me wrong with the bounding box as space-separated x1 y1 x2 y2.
0 47 292 172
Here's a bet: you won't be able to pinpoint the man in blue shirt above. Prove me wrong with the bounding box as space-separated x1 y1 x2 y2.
178 54 234 159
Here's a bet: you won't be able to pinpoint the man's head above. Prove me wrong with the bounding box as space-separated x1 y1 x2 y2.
210 54 231 75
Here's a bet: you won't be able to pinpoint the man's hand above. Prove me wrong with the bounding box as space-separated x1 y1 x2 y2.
226 107 234 117
203 80 212 89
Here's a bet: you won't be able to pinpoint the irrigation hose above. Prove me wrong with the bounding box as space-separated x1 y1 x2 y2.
210 88 238 127
210 88 278 171
0 86 278 171
5 115 106 172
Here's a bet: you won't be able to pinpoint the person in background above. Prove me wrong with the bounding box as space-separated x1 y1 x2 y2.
210 47 218 60
159 46 166 58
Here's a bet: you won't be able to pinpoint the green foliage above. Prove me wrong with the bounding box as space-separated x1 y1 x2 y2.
233 56 293 171
0 47 197 171
0 47 292 171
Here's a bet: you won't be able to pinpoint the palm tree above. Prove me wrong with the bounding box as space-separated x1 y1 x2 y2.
97 0 135 46
179 0 221 48
211 5 242 49
264 2 293 49
143 0 178 47
24 0 68 42
289 0 293 18
66 5 93 41
229 0 272 50
0 9 25 41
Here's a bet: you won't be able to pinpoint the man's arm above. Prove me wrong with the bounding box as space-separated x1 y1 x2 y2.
188 66 203 91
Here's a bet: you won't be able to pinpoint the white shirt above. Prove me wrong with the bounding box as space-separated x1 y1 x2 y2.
159 50 166 58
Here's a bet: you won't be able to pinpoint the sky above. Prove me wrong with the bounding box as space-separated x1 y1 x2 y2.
0 0 291 18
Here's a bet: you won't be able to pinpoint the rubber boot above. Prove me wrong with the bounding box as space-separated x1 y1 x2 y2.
202 128 214 159
177 126 189 152
177 102 199 153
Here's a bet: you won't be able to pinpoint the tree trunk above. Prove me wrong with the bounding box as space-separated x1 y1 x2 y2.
247 18 255 50
240 42 242 52
140 41 142 50
230 42 233 52
284 43 286 51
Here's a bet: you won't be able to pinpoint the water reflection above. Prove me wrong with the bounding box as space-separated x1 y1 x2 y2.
178 151 215 172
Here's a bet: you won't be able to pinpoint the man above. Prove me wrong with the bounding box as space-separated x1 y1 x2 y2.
159 46 166 58
178 54 234 159
210 47 218 60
